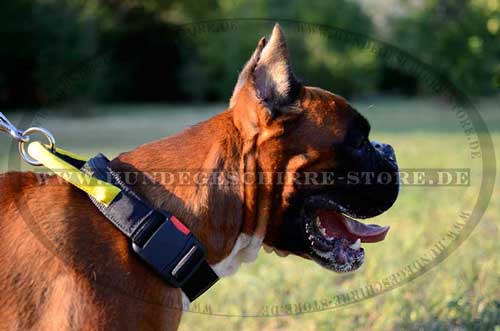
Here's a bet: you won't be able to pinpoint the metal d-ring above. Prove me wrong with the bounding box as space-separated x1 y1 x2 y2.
18 127 56 166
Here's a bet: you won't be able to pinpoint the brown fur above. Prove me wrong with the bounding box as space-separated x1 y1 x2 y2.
0 25 363 330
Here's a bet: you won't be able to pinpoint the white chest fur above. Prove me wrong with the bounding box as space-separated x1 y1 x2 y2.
181 233 263 308
211 233 263 277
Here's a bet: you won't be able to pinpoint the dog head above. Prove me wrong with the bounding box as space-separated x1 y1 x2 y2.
230 24 399 273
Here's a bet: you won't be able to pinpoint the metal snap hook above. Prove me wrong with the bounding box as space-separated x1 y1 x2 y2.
0 112 29 142
0 112 56 166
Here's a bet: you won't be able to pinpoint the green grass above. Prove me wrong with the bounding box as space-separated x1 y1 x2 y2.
1 97 499 330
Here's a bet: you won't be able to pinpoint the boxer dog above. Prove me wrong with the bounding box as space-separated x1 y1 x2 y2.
0 24 398 330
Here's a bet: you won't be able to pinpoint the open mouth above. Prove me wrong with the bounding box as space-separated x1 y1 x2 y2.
303 195 390 273
271 140 398 273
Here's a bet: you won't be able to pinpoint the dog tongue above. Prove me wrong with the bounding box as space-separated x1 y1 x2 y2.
317 210 390 243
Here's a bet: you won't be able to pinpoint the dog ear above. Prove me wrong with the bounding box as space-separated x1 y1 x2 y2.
230 23 302 116
253 23 302 116
230 36 267 107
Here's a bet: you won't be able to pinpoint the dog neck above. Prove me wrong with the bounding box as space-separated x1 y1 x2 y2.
110 109 265 276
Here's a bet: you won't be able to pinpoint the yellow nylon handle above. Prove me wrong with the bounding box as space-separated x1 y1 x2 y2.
27 141 121 206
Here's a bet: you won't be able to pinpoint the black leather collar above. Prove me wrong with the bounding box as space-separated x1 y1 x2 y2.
80 153 219 301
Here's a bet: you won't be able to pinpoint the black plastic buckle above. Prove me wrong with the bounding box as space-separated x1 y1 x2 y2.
132 216 206 288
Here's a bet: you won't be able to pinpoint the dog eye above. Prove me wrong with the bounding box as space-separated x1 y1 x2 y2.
353 137 368 149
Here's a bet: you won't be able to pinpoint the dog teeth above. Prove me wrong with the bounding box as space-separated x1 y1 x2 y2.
315 216 329 237
275 250 289 257
349 238 361 250
319 227 327 237
262 244 289 257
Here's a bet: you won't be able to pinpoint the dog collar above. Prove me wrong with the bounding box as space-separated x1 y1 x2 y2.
27 142 219 301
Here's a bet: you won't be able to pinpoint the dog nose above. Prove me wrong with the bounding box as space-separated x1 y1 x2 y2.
371 140 397 166
371 140 384 151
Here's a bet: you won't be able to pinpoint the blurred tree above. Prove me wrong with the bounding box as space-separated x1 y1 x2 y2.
388 0 500 95
1 0 497 110
33 1 101 104
96 6 184 103
0 0 38 108
171 0 379 100
0 0 104 108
